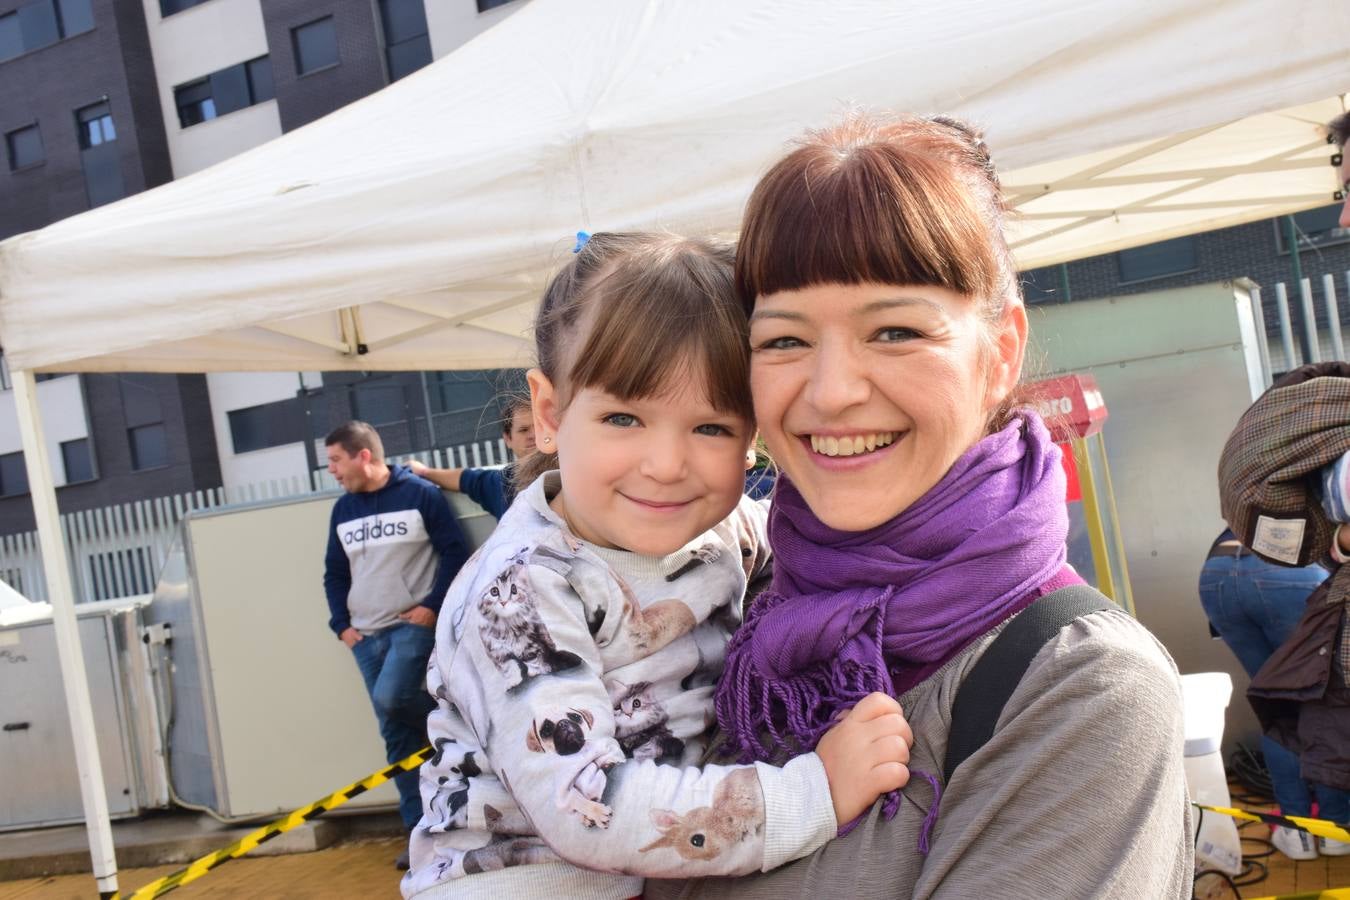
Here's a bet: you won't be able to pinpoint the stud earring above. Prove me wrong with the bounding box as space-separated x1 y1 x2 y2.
542 436 552 445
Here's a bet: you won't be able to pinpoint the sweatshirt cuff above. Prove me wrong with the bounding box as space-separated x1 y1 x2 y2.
755 753 837 872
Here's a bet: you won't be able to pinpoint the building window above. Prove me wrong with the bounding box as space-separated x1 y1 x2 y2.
120 374 168 470
76 101 116 149
0 0 93 63
0 452 27 498
378 0 431 81
292 17 338 75
5 124 43 171
174 57 274 128
56 0 93 34
129 424 168 470
75 101 124 208
476 0 517 10
228 399 303 453
159 0 212 17
1116 236 1198 284
1275 205 1350 254
61 437 95 483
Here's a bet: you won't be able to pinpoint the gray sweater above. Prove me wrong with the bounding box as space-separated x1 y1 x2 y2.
646 608 1193 900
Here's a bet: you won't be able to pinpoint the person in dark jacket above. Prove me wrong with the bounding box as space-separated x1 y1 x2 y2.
409 398 535 519
323 420 470 867
1218 353 1350 855
1200 528 1349 858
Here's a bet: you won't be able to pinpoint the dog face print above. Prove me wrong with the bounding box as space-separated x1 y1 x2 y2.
526 708 595 756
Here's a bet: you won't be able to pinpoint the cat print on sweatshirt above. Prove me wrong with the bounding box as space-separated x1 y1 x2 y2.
665 544 723 581
639 767 764 861
461 835 556 874
483 802 532 835
477 552 582 689
424 777 470 833
422 744 484 834
607 679 685 763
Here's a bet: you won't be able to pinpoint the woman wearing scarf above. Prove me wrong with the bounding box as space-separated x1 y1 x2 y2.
647 114 1192 899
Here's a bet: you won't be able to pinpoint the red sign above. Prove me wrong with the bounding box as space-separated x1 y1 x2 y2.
1059 442 1082 503
1025 373 1108 443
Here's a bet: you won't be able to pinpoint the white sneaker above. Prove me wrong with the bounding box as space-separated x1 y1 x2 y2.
1321 836 1350 857
1272 825 1318 861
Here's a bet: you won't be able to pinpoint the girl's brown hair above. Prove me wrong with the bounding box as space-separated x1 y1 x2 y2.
517 232 753 486
735 112 1024 429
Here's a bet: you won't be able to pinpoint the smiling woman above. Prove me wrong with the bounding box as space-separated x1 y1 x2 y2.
749 281 1020 532
646 113 1193 900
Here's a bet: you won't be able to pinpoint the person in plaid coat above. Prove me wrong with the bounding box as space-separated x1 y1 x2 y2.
1219 357 1350 809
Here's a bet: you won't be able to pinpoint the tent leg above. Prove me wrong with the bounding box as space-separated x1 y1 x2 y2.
12 370 119 897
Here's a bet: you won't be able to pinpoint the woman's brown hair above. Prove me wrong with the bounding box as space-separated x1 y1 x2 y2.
517 232 753 487
735 112 1024 429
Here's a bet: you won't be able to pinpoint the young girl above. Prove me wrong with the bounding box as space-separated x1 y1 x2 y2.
401 232 912 899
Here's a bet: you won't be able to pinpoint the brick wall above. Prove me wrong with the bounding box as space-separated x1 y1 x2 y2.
1022 216 1350 337
0 0 171 240
260 0 387 133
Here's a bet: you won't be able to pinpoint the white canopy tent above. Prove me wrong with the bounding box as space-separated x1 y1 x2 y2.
1 0 1348 375
0 0 1348 893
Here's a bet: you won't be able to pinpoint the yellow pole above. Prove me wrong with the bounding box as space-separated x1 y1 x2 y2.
1092 432 1135 616
1071 437 1115 602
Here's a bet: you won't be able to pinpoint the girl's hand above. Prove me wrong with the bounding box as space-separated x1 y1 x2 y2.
816 692 912 826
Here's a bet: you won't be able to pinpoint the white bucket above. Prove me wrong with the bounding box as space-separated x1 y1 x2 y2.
1181 672 1242 875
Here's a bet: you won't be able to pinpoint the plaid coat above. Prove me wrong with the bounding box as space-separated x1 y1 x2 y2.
1220 362 1350 787
1217 362 1350 570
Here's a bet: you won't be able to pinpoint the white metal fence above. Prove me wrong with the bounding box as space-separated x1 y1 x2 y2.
0 438 511 604
1249 270 1350 383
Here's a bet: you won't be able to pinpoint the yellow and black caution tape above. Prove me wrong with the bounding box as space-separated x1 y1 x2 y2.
1193 802 1350 844
114 745 434 900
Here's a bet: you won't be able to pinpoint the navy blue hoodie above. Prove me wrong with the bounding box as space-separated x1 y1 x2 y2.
323 465 469 635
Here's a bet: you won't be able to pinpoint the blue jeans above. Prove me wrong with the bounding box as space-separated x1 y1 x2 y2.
1199 551 1349 821
350 621 437 829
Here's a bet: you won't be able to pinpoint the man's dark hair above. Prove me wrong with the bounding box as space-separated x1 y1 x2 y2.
325 420 384 459
1329 111 1350 149
500 396 531 435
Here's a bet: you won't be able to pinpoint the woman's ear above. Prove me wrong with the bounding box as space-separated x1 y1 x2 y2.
527 368 561 455
986 302 1028 409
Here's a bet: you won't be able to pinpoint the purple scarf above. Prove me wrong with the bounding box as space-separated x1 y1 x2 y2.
716 412 1067 838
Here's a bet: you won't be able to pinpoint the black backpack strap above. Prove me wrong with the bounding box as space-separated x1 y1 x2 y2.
943 584 1117 784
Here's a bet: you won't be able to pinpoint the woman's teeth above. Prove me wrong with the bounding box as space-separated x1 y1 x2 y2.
809 432 898 457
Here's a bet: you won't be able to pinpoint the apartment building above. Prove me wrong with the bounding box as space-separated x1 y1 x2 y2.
0 0 525 534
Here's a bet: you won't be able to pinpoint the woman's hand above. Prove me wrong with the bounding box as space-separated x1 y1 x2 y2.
815 692 912 826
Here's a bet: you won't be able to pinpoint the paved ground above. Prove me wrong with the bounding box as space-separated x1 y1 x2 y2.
0 836 407 899
3 789 1348 898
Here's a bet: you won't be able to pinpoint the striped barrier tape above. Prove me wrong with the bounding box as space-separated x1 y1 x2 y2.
1245 892 1350 900
113 745 434 900
1193 802 1350 844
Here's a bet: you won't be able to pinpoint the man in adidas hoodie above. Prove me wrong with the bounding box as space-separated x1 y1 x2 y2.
323 421 470 865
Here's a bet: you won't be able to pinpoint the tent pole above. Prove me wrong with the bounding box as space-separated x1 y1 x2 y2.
11 370 119 898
